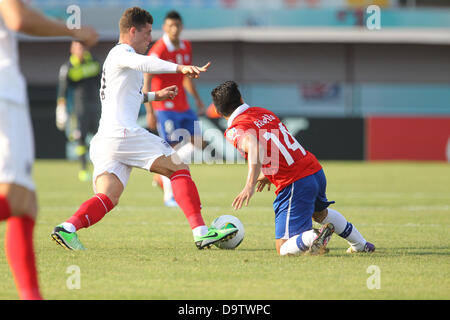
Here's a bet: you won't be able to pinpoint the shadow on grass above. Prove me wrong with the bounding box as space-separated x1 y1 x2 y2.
328 245 450 257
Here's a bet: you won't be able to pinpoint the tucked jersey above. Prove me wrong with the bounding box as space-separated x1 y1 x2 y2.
148 34 192 112
0 10 27 106
225 104 322 194
97 43 178 136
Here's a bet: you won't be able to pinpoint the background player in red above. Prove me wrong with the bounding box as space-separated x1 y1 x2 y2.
143 10 206 207
211 81 375 255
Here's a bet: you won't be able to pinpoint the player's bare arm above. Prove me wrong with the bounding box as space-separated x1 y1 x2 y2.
142 73 157 130
0 0 98 47
232 134 263 210
183 77 205 115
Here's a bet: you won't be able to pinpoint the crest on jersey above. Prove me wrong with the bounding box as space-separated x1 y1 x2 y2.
226 127 239 143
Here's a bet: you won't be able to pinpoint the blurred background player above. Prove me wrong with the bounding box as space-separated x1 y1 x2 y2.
212 81 375 256
0 0 98 299
143 10 206 207
56 40 102 182
51 7 237 251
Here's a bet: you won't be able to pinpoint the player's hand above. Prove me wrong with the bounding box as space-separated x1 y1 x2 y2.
55 104 68 131
155 85 178 101
72 26 99 48
232 185 255 210
179 62 211 79
256 176 271 192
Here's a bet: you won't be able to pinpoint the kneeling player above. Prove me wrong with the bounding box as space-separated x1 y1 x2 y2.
211 81 375 255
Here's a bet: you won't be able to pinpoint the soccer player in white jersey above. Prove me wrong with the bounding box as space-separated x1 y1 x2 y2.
0 0 98 300
51 7 238 251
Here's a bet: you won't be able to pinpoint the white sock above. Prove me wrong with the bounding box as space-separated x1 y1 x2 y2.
162 175 174 202
176 143 195 164
279 229 316 256
322 208 366 250
192 225 209 237
61 222 76 233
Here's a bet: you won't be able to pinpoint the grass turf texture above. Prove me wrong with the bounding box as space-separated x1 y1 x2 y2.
0 160 449 299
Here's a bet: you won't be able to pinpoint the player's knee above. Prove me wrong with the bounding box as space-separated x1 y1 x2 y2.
1 185 37 218
312 209 328 223
165 160 189 177
108 195 120 207
9 197 36 218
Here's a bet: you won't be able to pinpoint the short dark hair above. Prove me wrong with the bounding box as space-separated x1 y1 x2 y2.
119 7 153 34
164 10 183 23
211 81 242 117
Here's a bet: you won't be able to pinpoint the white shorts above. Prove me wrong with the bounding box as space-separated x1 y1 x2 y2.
0 99 35 191
90 127 174 192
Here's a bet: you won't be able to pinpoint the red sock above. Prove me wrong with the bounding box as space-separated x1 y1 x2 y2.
66 193 114 231
5 216 43 300
170 169 205 229
0 195 12 221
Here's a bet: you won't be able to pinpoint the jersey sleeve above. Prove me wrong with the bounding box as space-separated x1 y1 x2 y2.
116 48 178 74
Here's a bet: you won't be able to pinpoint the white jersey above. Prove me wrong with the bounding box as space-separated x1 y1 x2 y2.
0 8 27 106
97 43 178 136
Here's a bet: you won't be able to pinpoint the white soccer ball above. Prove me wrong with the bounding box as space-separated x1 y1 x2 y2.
211 215 245 249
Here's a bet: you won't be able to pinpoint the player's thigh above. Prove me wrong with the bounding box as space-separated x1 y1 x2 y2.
181 111 204 148
273 176 318 240
155 111 177 143
312 169 335 220
180 109 200 136
90 136 131 204
115 129 177 172
156 111 192 145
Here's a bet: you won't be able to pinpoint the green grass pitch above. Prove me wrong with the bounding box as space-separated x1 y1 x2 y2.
0 160 449 299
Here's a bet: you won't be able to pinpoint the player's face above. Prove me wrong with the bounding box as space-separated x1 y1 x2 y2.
71 41 85 59
163 19 182 42
133 23 152 54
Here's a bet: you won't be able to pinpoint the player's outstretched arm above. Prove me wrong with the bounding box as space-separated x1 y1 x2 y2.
0 0 98 47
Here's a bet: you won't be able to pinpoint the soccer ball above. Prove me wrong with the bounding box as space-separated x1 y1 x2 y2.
211 215 245 249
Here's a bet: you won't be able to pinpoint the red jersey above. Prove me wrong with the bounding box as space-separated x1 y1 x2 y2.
225 104 322 194
148 34 192 112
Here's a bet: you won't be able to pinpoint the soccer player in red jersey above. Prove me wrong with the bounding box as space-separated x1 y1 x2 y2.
211 81 375 255
143 11 206 207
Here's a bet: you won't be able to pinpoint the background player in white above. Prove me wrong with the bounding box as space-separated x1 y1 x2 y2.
0 0 98 300
51 7 238 251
